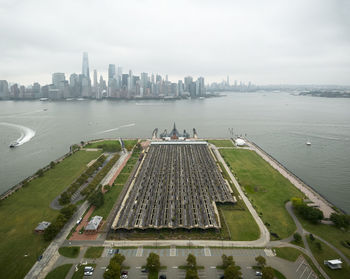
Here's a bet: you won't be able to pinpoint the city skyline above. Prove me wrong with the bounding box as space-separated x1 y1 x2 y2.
1 0 349 85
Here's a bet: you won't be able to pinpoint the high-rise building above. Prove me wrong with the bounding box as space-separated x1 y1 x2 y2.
108 64 116 82
82 52 90 79
52 73 65 88
197 77 205 97
227 75 230 86
128 70 133 91
0 80 9 99
184 76 193 92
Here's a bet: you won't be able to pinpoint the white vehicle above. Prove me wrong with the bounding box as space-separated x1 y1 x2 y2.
84 271 93 276
84 266 94 272
76 217 83 225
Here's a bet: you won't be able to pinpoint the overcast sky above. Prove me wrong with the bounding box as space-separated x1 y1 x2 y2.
0 0 349 85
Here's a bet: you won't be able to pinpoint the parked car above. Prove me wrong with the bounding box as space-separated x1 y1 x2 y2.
159 275 167 279
255 271 262 276
76 217 82 225
84 271 93 276
141 268 148 273
84 266 94 272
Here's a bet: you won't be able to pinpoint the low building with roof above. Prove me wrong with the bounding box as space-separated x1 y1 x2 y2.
85 216 103 234
34 221 51 233
324 259 343 270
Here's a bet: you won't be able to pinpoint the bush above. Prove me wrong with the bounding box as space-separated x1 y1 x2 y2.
36 169 44 177
330 213 350 229
309 234 315 242
88 189 104 208
293 232 302 243
294 203 323 223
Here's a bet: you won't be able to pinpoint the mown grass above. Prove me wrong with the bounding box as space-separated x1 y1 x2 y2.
273 268 287 279
86 140 121 152
275 247 302 262
84 247 104 258
298 216 350 260
58 246 80 258
0 150 101 279
45 264 72 279
307 238 350 279
219 204 260 241
208 140 234 148
220 149 303 239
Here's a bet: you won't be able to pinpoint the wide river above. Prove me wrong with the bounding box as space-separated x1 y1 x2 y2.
0 92 349 213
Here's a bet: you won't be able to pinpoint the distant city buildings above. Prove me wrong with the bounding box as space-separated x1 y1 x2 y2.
1 53 267 101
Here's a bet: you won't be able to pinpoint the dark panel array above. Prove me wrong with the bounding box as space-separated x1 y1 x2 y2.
114 143 234 230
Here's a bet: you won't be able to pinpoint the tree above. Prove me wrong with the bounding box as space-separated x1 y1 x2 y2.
110 253 125 266
60 204 76 219
58 191 71 205
255 255 266 267
295 204 323 223
224 263 242 279
88 190 104 208
104 261 121 279
186 253 197 268
50 161 55 168
185 268 199 279
293 232 302 243
330 213 350 229
222 254 235 269
146 252 161 273
262 266 274 279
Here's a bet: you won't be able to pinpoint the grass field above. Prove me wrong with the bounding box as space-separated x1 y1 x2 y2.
0 150 101 279
220 149 303 239
273 268 287 279
307 238 350 279
85 140 121 152
58 246 80 258
219 204 260 241
208 140 234 148
123 139 138 151
84 247 104 258
298 216 350 260
275 247 302 262
45 264 72 279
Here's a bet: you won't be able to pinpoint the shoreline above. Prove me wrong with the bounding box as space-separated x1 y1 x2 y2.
245 138 337 218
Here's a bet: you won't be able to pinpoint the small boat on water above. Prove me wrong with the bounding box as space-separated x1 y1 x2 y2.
9 142 20 148
306 140 311 146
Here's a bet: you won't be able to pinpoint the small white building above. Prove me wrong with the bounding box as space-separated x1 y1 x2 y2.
324 259 343 270
235 138 246 147
85 216 103 234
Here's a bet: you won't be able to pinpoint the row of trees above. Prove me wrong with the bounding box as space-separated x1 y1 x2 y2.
221 254 242 279
43 204 76 241
59 155 106 205
81 153 120 197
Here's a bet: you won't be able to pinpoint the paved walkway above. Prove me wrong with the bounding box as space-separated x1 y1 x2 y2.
69 206 98 241
246 140 334 218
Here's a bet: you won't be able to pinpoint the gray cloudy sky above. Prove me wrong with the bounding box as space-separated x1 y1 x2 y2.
0 0 349 85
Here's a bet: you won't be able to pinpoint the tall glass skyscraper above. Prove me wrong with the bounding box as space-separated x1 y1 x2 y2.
82 52 90 79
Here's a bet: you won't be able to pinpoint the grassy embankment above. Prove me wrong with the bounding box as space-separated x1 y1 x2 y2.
44 264 73 279
219 148 303 239
0 150 101 279
207 139 234 148
307 238 350 279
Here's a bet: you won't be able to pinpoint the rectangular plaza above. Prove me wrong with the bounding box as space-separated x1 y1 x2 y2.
112 141 235 230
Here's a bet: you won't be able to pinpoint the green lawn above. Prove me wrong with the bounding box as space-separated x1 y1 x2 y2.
220 149 303 239
275 247 302 262
208 140 234 148
298 216 350 260
273 268 287 279
0 150 101 279
307 238 350 279
86 140 121 152
123 139 138 151
219 204 260 240
45 264 72 279
84 247 104 258
58 246 80 258
71 263 96 279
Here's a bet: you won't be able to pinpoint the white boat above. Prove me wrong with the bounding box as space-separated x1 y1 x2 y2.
306 140 311 146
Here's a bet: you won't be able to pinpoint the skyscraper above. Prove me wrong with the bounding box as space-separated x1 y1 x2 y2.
82 52 90 79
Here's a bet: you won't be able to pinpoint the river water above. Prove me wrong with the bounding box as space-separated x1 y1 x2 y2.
0 92 349 213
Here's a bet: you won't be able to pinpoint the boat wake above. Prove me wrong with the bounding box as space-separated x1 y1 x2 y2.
0 122 36 146
98 123 136 134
